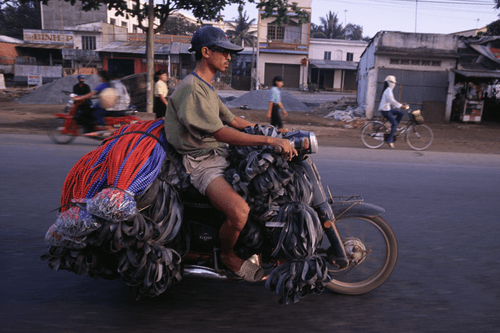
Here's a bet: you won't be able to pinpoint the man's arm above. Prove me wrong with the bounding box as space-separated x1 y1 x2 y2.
213 126 297 160
227 116 255 130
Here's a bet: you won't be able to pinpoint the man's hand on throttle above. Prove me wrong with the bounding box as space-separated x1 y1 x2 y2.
275 138 297 161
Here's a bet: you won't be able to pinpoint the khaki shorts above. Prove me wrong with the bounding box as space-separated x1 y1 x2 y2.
182 151 230 196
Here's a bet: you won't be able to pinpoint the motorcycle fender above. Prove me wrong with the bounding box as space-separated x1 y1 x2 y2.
331 201 385 220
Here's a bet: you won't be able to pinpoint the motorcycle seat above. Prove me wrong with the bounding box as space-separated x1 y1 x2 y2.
180 184 212 207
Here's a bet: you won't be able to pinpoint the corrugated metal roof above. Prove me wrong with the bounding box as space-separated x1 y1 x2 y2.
0 35 24 44
309 59 358 70
453 69 500 79
95 41 191 55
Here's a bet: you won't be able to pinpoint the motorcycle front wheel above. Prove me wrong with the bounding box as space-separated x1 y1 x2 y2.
48 119 77 144
321 215 398 295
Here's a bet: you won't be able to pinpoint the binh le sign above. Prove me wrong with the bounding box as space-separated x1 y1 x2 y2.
23 29 74 45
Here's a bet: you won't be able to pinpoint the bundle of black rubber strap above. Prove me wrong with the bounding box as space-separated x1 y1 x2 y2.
42 122 330 303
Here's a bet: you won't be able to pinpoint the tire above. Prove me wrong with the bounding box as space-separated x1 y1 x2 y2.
406 124 433 150
321 215 398 295
361 121 387 149
48 119 77 144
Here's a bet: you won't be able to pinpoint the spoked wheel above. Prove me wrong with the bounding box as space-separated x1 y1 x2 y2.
406 124 433 150
320 215 398 295
48 119 77 144
361 122 387 149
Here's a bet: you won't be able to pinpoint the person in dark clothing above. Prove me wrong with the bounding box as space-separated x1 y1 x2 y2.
72 75 94 132
73 74 91 96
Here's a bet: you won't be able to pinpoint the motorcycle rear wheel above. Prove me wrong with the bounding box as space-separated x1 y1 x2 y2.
322 215 398 295
48 119 77 144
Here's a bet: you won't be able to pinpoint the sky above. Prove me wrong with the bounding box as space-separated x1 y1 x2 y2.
210 0 500 38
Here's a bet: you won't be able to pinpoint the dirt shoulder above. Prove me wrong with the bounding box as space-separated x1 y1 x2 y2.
1 99 500 155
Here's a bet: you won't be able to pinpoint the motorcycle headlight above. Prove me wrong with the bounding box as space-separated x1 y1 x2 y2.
284 130 318 155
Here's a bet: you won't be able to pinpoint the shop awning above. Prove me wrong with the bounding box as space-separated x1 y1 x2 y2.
15 43 73 49
309 59 357 70
453 69 500 79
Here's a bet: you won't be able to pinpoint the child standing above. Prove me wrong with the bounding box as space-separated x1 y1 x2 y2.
267 76 288 129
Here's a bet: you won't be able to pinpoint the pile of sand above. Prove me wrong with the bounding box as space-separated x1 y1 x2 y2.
224 90 310 112
16 75 102 104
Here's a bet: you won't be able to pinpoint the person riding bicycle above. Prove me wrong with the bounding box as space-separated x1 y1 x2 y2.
164 26 297 282
378 75 408 148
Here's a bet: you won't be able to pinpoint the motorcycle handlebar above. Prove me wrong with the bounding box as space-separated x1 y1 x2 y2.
274 130 318 156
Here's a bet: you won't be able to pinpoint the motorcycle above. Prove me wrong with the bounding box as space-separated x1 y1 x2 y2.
48 91 139 144
42 123 398 304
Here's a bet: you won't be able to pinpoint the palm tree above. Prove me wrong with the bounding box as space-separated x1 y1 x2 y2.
319 11 344 39
225 4 257 47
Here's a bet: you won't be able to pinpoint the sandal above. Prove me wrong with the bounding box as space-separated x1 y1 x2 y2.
235 259 265 282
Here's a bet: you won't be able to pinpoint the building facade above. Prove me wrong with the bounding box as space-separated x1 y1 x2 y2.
308 38 368 91
256 0 311 90
358 31 459 122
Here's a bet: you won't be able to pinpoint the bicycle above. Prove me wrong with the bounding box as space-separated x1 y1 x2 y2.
361 108 433 150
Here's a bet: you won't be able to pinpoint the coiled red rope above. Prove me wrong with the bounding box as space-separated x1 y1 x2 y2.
60 120 166 211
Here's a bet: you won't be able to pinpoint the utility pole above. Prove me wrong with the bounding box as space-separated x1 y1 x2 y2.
146 0 154 113
344 10 347 39
415 0 418 33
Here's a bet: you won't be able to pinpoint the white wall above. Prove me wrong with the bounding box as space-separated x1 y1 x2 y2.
309 39 368 62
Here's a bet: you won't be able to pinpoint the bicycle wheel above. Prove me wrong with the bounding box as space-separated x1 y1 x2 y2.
361 121 387 149
406 124 433 150
48 119 77 144
320 215 398 295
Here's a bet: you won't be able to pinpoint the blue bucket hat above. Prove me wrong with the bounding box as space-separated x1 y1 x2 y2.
77 74 85 80
189 26 244 53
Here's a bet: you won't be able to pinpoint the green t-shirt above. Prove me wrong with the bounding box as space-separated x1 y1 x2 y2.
164 73 235 157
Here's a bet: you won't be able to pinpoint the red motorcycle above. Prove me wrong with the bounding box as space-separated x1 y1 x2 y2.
48 92 140 144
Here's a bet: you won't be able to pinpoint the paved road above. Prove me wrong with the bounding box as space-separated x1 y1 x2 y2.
1 134 499 333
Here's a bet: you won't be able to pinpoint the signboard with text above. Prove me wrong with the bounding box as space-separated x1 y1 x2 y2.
23 29 74 45
28 74 42 86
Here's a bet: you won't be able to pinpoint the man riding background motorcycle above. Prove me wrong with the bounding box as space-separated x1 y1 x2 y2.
73 71 131 133
164 26 297 282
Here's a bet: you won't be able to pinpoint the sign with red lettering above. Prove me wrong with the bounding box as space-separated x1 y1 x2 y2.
23 29 74 45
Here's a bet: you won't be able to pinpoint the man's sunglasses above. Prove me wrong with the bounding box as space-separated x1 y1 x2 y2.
209 46 232 58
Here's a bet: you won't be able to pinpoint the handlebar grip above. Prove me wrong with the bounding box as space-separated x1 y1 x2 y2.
274 146 283 154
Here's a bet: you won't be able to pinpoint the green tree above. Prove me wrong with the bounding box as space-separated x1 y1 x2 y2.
344 23 364 40
24 0 309 34
310 22 326 38
319 11 344 39
161 16 198 36
225 4 256 47
484 19 500 36
0 0 41 39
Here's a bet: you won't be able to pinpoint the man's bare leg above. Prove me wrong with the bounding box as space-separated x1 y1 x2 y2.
205 176 250 273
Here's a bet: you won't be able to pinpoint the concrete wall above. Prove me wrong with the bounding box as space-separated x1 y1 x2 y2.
41 0 107 30
14 64 62 83
309 39 367 62
257 52 307 89
41 0 156 33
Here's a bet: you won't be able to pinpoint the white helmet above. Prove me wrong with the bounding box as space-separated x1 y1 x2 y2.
385 75 397 84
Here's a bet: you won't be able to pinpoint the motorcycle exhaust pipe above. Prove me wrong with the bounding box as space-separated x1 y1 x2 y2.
182 265 228 280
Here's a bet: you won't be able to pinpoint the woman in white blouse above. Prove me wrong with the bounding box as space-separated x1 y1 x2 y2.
154 70 168 118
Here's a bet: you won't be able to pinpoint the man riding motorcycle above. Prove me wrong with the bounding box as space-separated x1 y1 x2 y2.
164 26 297 282
73 71 131 133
